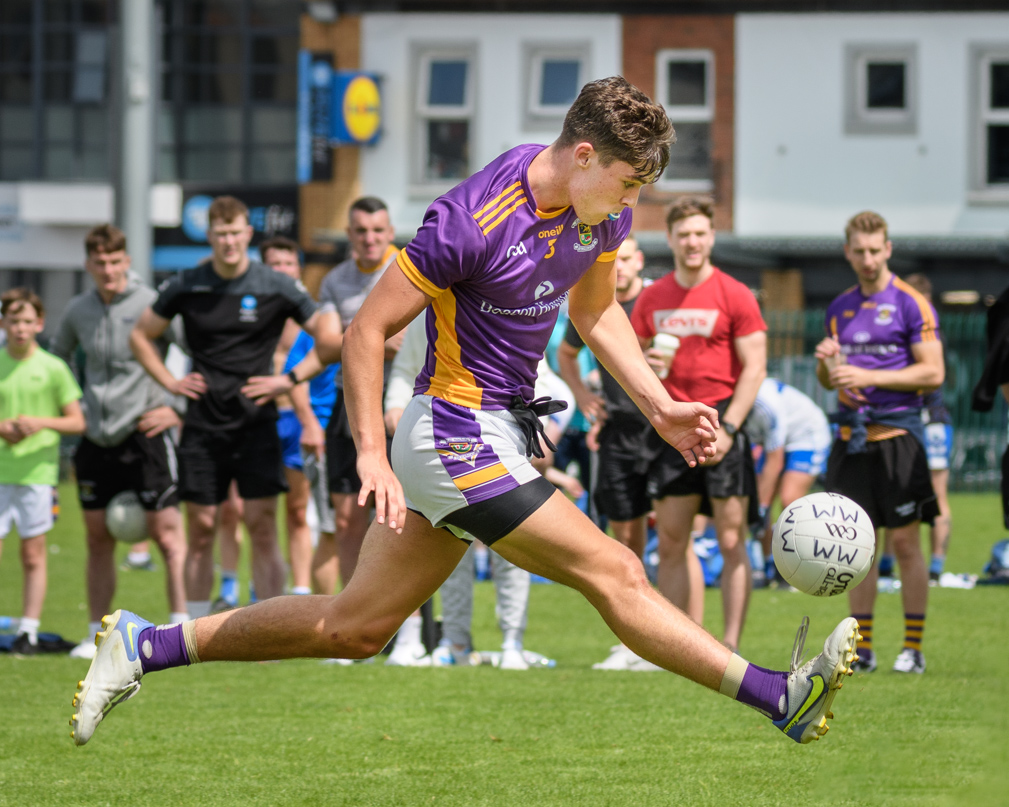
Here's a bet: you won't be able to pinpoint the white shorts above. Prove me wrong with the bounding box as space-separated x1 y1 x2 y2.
0 484 55 539
925 422 953 471
391 395 542 539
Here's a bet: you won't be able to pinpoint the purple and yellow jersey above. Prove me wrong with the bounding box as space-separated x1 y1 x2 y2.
825 274 940 415
397 144 631 410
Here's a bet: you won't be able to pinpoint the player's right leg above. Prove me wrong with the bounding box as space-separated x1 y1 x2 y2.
70 511 468 746
652 493 704 623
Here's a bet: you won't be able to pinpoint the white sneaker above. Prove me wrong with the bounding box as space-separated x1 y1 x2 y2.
385 641 432 667
70 610 151 746
592 644 635 670
69 638 97 660
625 654 663 672
892 647 926 674
499 647 529 670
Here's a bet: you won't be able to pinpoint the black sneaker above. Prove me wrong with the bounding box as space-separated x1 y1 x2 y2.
11 632 37 656
850 647 876 673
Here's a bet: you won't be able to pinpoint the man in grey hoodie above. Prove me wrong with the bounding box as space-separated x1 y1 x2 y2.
51 225 188 658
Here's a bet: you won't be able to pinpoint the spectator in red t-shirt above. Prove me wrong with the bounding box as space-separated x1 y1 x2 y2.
630 197 766 652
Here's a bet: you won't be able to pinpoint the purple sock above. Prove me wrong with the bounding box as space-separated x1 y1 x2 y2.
736 663 788 720
138 624 191 674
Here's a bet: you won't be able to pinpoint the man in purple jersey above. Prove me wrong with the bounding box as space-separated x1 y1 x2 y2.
71 78 859 749
815 210 944 676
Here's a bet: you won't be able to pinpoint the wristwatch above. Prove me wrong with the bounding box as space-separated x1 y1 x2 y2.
286 370 301 386
723 421 738 437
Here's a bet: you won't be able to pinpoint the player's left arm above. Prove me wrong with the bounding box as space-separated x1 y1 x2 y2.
568 259 717 466
829 339 944 391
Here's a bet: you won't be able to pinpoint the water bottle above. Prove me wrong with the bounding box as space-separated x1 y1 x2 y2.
473 544 491 581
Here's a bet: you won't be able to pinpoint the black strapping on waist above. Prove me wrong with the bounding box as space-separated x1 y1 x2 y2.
508 395 568 459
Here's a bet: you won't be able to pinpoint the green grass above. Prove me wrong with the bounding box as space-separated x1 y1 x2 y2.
1 489 1007 806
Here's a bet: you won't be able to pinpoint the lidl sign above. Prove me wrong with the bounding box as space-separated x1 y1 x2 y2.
331 72 382 146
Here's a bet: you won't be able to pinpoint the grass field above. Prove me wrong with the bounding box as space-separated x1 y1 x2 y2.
1 487 1007 806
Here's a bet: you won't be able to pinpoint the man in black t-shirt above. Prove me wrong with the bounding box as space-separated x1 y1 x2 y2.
558 235 660 671
130 196 327 616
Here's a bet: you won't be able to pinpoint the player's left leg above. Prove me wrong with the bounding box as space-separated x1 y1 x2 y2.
890 520 928 673
490 549 532 669
283 467 313 594
146 507 187 621
928 467 951 582
779 470 817 508
70 510 467 745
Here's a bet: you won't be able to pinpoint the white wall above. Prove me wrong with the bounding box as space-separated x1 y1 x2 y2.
735 13 1009 237
361 13 621 235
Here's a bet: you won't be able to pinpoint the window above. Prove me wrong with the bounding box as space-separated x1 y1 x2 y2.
414 49 475 187
981 53 1009 187
654 49 714 191
159 0 300 185
0 0 113 181
844 44 917 136
525 45 588 122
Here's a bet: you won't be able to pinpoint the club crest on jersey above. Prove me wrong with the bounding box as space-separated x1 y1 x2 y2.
239 294 259 323
874 304 896 326
436 438 484 466
571 220 598 252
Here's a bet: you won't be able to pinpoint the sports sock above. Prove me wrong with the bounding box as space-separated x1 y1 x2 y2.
929 555 945 576
219 573 239 606
878 554 895 577
501 628 523 650
187 600 211 619
719 654 788 721
903 613 925 652
291 586 311 595
852 613 873 652
18 617 40 644
127 550 152 565
764 558 777 582
138 623 197 673
169 611 189 624
87 620 102 641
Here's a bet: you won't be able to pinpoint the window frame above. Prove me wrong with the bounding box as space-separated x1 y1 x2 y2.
523 43 589 124
653 48 715 193
969 44 1009 204
411 45 477 196
843 43 918 137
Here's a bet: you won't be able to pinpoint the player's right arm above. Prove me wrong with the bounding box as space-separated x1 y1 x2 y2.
130 308 206 399
343 265 433 533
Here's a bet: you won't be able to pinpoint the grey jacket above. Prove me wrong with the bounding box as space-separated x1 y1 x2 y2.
50 275 181 447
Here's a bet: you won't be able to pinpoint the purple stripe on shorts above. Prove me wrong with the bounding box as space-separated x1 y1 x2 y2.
431 398 519 504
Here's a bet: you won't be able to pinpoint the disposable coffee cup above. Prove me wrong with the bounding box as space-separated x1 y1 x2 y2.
652 333 680 380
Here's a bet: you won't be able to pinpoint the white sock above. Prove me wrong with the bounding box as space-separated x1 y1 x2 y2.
128 550 151 564
395 615 422 647
19 617 40 644
169 611 189 624
187 600 212 619
87 620 102 641
291 586 311 595
501 629 523 651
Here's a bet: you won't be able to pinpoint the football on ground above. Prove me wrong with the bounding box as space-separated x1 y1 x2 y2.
105 490 149 543
771 491 875 596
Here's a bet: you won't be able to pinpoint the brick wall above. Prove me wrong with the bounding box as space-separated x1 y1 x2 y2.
622 15 734 234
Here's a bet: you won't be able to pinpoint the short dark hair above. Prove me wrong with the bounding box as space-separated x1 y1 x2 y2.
349 196 389 218
556 76 674 182
259 235 300 262
1 287 44 319
845 210 888 243
85 223 127 257
208 195 249 226
665 196 715 231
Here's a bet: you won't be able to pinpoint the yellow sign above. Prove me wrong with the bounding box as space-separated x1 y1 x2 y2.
343 75 381 143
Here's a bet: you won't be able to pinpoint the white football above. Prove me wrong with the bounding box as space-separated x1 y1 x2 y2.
771 492 875 596
105 490 149 543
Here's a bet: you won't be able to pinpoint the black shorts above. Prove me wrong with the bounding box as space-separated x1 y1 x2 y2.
593 415 654 522
74 432 179 512
326 388 391 496
176 420 287 505
825 432 938 529
646 427 756 515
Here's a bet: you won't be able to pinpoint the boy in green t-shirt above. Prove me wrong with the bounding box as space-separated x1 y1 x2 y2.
0 288 84 654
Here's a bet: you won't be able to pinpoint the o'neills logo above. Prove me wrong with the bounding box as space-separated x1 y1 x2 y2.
572 220 598 252
479 291 568 318
655 308 720 338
